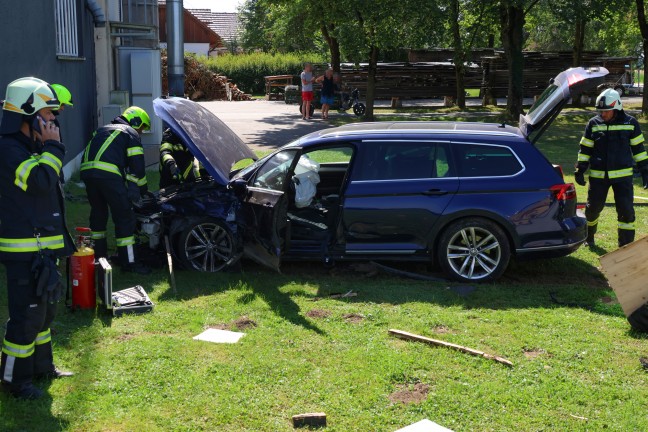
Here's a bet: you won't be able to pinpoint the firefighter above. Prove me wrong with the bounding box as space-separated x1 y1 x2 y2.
80 106 151 274
0 77 75 399
159 127 200 189
575 88 648 247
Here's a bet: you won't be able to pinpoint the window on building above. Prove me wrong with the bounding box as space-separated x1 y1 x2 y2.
55 0 80 57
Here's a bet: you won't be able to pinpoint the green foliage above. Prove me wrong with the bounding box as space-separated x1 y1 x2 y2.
201 52 327 94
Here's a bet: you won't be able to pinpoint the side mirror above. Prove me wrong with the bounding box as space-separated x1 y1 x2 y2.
228 178 248 196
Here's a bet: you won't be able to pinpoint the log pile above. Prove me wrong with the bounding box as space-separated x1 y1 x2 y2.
161 55 252 101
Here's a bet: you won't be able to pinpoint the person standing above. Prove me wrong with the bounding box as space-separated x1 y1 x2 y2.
575 88 648 247
316 68 336 120
80 106 151 274
300 63 315 120
159 127 201 189
0 77 75 400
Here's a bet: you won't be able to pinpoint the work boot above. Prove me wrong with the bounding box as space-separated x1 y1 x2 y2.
121 262 152 275
618 229 635 248
36 366 74 380
2 382 43 400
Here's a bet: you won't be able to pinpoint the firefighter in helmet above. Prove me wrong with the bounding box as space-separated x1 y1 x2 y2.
575 88 648 247
158 127 201 189
80 106 151 274
0 77 75 399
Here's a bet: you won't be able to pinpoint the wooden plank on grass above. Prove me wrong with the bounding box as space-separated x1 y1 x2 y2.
599 236 648 316
389 329 513 367
292 412 327 428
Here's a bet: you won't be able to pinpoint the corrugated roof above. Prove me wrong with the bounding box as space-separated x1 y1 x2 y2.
158 2 241 43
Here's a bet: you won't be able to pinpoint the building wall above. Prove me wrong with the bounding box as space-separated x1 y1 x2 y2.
0 0 98 176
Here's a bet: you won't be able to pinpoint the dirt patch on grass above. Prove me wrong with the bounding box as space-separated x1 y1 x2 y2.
231 316 257 330
523 348 551 359
306 309 332 319
343 313 365 323
432 324 453 334
388 383 430 405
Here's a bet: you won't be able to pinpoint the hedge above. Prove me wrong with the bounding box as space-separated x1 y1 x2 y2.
200 52 327 94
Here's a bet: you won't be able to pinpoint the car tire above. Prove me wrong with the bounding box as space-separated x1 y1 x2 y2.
437 218 510 282
177 218 238 272
353 103 366 117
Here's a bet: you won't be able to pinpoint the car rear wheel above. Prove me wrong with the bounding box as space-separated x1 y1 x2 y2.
437 218 510 282
177 218 237 272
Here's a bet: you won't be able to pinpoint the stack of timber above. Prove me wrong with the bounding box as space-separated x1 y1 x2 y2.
161 55 252 101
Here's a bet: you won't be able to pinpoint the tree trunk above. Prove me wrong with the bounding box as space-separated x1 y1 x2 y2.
500 3 525 119
481 34 496 106
637 0 648 113
321 25 341 73
573 18 586 67
451 0 466 109
364 45 378 122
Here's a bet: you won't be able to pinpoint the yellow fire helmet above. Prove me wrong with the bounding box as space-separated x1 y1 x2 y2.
122 106 151 131
51 84 73 107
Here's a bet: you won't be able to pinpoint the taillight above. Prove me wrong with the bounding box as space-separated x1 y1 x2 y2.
550 183 576 201
552 164 565 179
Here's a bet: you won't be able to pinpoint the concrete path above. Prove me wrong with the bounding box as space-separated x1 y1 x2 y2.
200 96 644 152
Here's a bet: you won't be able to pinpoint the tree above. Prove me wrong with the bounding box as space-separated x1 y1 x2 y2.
499 0 540 118
637 0 648 113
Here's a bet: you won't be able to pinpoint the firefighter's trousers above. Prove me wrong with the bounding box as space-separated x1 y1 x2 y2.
585 176 635 247
85 178 137 266
1 260 56 385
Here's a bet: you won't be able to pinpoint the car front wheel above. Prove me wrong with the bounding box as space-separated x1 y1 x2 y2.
437 218 510 282
177 218 238 272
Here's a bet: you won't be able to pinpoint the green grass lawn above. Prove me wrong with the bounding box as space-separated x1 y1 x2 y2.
2 112 648 431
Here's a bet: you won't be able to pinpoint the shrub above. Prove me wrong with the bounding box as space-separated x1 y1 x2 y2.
200 52 327 94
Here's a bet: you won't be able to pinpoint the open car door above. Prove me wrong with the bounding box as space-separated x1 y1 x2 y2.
239 149 301 271
519 67 609 144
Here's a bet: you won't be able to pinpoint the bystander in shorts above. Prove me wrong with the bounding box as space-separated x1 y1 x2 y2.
302 91 314 102
320 95 334 105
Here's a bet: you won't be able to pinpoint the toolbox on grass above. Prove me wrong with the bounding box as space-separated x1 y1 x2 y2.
96 257 154 316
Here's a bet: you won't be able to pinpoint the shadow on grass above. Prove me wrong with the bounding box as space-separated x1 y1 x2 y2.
157 263 326 335
0 384 69 432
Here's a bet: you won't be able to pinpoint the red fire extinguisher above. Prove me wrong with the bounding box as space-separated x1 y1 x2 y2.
70 227 96 309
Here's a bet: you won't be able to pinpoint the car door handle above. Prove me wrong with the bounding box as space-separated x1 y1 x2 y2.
422 189 448 196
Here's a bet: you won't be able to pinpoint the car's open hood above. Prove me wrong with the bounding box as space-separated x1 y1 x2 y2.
519 67 609 144
153 97 256 185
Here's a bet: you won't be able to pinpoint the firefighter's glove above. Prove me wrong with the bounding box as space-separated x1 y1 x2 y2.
168 162 181 182
641 166 648 189
574 162 588 187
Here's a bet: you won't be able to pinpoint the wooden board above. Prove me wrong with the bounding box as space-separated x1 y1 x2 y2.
599 236 648 316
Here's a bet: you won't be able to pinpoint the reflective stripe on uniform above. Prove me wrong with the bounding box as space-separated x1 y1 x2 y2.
589 169 605 179
13 152 61 192
634 151 648 163
631 134 646 145
577 154 591 162
95 130 121 162
91 231 106 240
2 340 35 359
580 137 594 147
0 235 64 252
608 167 634 178
183 163 193 179
126 173 147 186
618 221 636 230
127 147 144 157
161 154 175 164
80 160 122 176
587 218 598 227
115 236 135 247
35 329 51 345
608 125 635 131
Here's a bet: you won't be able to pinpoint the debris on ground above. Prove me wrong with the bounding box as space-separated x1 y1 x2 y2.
389 329 513 367
210 316 257 332
388 382 430 405
292 412 327 428
312 290 357 301
161 54 252 101
569 414 588 421
639 357 648 370
523 348 551 359
193 328 245 344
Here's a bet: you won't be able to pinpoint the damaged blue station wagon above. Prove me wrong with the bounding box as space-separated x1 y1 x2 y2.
138 67 608 282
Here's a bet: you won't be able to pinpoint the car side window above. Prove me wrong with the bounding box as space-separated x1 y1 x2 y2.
454 144 523 177
253 149 299 190
355 142 452 181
